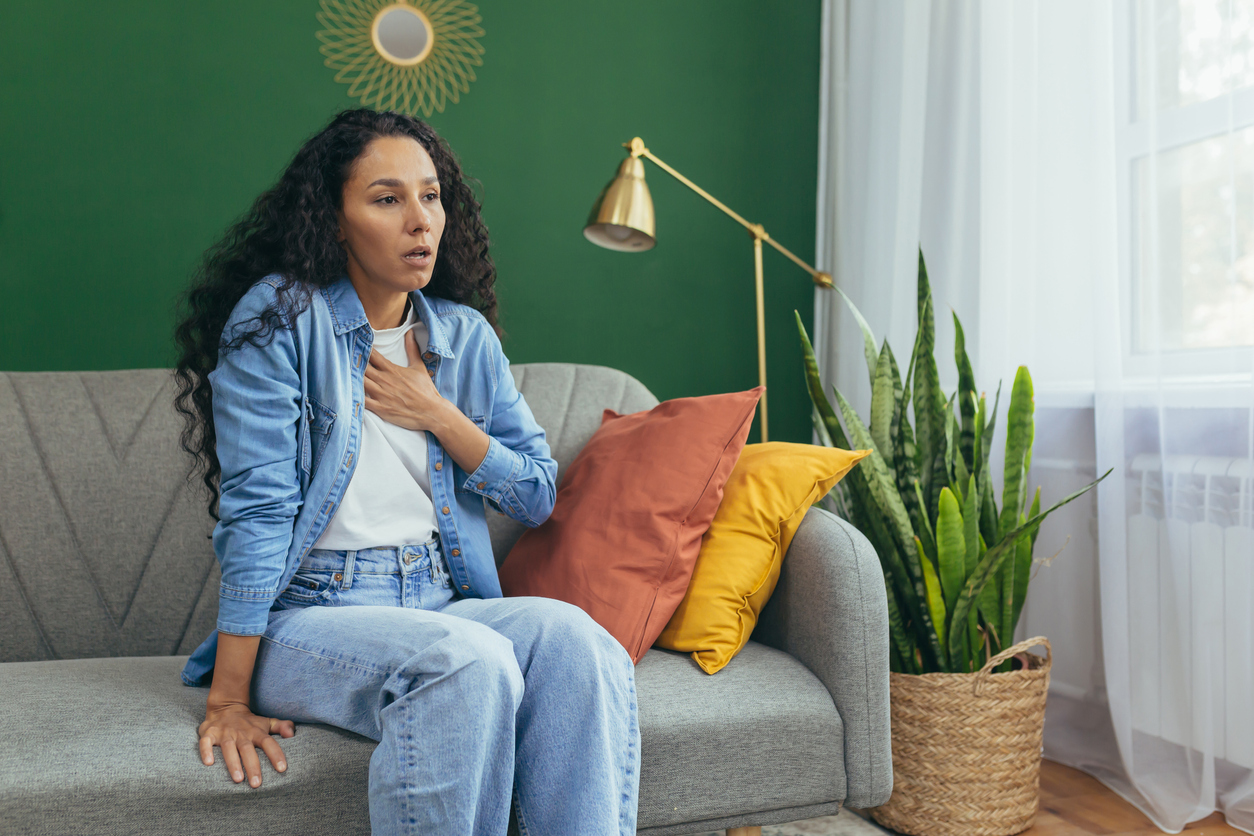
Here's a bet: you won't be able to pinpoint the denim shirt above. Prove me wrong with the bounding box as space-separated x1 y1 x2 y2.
180 276 557 686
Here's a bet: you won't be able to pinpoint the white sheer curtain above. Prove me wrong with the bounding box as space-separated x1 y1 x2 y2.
815 1 1254 831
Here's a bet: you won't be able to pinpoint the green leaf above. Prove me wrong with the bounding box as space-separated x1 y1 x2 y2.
944 392 958 486
796 312 849 449
833 389 912 550
936 487 966 621
954 313 977 470
963 476 980 580
954 442 971 504
972 392 986 483
917 537 948 667
1027 485 1043 551
999 367 1036 537
812 409 834 448
947 470 1113 663
999 551 1015 665
882 569 919 674
870 341 899 470
832 285 880 386
892 349 925 543
974 534 992 666
1011 488 1042 635
979 472 999 554
977 536 1002 655
978 389 1002 548
983 381 1002 468
912 284 948 520
912 478 937 564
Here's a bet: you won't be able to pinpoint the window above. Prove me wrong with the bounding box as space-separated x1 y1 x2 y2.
1119 0 1254 362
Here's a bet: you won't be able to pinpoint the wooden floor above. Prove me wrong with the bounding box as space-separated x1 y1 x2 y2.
1023 760 1243 836
853 760 1245 836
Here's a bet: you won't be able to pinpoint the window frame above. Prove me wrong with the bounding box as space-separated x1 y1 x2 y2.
1114 0 1254 380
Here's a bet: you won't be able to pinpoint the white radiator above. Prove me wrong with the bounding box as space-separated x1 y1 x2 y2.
1128 454 1254 768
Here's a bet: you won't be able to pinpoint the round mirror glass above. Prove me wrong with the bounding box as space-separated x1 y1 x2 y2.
372 5 434 66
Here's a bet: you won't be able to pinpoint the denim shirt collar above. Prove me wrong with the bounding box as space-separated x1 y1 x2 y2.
321 276 455 358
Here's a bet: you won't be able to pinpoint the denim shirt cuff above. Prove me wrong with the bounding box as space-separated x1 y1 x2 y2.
216 587 275 637
464 436 518 504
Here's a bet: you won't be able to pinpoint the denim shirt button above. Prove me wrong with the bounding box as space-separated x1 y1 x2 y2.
450 548 460 556
434 462 442 471
461 584 470 591
441 506 450 514
477 482 486 490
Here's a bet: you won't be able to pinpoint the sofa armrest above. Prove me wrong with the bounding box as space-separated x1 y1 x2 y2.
755 506 892 808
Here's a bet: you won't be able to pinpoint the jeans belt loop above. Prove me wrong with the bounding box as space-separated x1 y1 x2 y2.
426 543 440 585
342 550 356 589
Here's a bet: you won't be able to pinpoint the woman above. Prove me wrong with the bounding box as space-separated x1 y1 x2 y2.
174 109 640 836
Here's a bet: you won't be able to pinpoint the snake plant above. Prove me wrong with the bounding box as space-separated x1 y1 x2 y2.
797 251 1109 674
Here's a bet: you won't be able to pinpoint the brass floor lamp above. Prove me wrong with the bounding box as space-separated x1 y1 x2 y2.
583 137 833 442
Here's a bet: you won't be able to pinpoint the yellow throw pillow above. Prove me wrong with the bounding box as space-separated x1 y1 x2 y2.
655 442 870 674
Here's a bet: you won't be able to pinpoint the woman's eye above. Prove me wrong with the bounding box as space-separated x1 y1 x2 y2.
377 195 398 204
424 192 439 201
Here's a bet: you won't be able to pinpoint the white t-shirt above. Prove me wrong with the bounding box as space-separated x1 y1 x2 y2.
313 301 439 550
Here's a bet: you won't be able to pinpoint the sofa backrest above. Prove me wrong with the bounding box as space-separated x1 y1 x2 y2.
0 363 657 664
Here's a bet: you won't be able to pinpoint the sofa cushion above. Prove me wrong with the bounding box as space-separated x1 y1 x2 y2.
500 387 763 662
634 642 846 830
486 362 660 563
656 443 870 674
0 656 372 835
1 643 844 834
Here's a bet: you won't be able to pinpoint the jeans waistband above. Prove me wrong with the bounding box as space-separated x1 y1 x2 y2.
304 538 444 588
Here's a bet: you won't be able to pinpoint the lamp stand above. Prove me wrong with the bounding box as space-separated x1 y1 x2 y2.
589 138 835 443
751 231 768 441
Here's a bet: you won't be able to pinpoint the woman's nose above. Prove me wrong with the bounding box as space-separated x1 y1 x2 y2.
407 203 430 233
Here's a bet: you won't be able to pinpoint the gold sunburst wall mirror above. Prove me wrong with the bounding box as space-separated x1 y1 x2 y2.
317 0 485 116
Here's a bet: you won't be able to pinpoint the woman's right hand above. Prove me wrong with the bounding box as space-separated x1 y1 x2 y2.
198 701 294 788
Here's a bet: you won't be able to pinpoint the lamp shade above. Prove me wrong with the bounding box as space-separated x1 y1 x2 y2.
583 156 656 252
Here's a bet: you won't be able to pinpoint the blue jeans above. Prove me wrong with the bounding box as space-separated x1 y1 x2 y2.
253 542 640 836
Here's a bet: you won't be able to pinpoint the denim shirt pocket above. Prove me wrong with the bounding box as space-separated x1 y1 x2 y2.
299 396 337 478
453 415 489 494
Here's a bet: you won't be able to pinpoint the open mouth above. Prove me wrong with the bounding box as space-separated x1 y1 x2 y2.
404 246 432 263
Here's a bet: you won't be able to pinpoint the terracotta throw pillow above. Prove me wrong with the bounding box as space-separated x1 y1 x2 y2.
655 442 870 673
498 387 764 662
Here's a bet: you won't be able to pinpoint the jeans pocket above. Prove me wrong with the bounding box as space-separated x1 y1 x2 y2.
278 570 340 604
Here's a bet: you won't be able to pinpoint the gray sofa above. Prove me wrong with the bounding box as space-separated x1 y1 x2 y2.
0 363 891 836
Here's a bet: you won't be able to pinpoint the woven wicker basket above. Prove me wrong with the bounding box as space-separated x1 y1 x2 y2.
870 636 1052 836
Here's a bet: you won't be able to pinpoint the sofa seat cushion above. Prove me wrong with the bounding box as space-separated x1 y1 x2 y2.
634 641 846 831
1 656 374 835
1 643 845 835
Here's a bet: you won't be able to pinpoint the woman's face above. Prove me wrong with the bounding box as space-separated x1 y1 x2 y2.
337 135 446 295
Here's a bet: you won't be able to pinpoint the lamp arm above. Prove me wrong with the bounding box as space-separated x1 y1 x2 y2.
634 142 833 289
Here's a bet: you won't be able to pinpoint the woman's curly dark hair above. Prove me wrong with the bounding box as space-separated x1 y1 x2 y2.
174 109 498 517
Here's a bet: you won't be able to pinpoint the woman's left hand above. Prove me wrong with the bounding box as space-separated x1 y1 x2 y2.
363 331 450 433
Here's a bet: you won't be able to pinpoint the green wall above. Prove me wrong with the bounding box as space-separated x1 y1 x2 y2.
0 1 821 441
